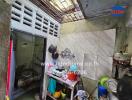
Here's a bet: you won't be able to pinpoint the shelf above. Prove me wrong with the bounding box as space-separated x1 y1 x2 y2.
46 72 79 100
46 72 79 89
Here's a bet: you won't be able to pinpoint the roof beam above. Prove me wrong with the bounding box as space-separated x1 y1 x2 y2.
30 0 63 23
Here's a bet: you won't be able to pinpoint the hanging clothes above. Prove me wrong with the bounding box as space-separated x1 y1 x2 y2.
48 78 56 95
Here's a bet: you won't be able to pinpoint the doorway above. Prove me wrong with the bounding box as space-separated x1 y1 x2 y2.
11 30 47 100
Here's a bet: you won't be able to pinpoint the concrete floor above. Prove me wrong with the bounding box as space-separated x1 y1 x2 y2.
15 93 35 100
15 89 39 100
16 95 35 100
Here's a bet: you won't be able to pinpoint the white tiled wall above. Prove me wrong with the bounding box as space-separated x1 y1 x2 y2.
58 29 116 80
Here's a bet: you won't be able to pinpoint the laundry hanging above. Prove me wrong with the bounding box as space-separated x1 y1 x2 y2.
48 78 57 95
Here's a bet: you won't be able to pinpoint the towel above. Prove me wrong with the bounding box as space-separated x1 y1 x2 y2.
48 78 56 94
